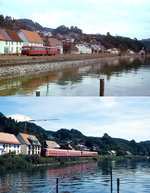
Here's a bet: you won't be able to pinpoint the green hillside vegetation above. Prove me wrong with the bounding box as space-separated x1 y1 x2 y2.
0 112 150 156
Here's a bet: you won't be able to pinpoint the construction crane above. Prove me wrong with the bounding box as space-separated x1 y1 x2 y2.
24 118 59 133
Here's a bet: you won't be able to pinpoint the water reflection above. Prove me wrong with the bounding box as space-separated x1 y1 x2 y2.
0 159 150 193
0 57 150 96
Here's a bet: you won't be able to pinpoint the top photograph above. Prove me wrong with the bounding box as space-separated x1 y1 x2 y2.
0 0 150 96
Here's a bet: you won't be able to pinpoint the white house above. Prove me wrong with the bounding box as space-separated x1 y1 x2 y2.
17 133 41 155
0 132 21 155
76 42 92 54
0 28 12 54
107 48 119 54
18 29 44 47
5 29 23 54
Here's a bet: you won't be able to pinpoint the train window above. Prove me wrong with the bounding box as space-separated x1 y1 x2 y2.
22 47 31 50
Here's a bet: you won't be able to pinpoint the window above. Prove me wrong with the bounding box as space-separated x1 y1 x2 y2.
6 41 8 45
11 42 13 45
9 144 11 148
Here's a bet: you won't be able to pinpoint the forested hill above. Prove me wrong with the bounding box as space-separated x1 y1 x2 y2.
0 112 150 156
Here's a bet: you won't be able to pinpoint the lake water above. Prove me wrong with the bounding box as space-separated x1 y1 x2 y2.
0 159 150 193
0 56 150 96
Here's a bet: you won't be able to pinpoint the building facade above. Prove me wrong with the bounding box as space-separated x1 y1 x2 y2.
0 132 21 155
17 133 41 155
18 30 44 47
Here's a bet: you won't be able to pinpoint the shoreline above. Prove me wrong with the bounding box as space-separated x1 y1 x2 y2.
0 53 143 79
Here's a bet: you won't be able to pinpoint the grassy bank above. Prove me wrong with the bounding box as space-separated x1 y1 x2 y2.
0 153 97 170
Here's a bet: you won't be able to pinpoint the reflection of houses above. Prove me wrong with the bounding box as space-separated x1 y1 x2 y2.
17 133 41 155
0 132 21 155
18 29 44 46
76 42 92 54
0 28 23 54
45 140 60 149
63 42 78 54
47 38 63 54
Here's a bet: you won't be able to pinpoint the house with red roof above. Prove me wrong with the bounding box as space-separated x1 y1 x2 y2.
63 42 78 54
47 37 63 54
18 29 44 46
0 132 21 155
0 28 23 54
17 133 41 155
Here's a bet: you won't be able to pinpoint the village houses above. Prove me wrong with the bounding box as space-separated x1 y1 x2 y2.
47 37 63 54
18 29 44 47
17 133 41 155
0 28 23 54
0 132 21 155
76 42 92 54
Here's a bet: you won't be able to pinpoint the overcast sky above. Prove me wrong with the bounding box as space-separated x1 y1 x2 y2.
0 0 150 39
0 97 150 142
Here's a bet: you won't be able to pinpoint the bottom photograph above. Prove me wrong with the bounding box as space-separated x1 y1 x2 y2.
0 97 149 193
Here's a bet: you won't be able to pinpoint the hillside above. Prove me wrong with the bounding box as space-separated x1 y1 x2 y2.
0 14 144 52
0 112 150 156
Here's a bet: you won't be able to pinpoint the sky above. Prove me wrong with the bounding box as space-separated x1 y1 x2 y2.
0 0 150 39
0 97 150 142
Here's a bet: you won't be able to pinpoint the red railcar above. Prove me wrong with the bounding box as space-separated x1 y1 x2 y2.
42 148 98 157
21 46 59 56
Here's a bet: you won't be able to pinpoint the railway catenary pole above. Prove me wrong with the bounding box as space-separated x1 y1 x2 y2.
24 118 59 133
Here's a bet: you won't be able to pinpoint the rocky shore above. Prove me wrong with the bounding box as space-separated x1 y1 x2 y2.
0 53 140 79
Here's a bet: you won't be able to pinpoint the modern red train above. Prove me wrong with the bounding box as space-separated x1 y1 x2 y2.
21 46 59 56
42 148 98 157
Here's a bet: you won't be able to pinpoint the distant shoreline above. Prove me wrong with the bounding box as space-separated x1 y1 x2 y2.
0 53 144 79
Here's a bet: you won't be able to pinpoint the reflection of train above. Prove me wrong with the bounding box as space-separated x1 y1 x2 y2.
21 46 59 56
42 148 98 157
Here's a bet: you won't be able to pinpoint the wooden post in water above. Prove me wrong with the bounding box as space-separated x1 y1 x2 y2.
117 178 120 193
56 178 59 193
110 167 113 192
100 79 104 96
36 90 40 97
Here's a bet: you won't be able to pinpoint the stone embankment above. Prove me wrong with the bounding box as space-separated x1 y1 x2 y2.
0 53 138 79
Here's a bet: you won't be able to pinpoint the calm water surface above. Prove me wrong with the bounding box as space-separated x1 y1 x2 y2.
0 159 150 193
0 57 150 96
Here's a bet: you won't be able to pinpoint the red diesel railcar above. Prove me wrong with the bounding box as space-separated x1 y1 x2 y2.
21 46 59 56
42 148 98 157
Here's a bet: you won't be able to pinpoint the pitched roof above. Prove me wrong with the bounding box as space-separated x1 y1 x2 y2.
0 132 20 144
46 140 60 149
0 28 12 41
20 30 43 43
5 29 23 42
0 34 5 40
18 133 41 146
48 38 63 47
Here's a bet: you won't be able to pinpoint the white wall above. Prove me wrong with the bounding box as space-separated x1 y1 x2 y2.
76 44 92 54
0 143 21 155
0 40 23 54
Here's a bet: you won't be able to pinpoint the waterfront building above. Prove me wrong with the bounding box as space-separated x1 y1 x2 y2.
76 42 92 54
63 42 78 54
46 37 63 54
18 29 44 47
0 132 21 155
5 29 23 54
45 140 60 149
17 133 41 155
0 28 23 54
